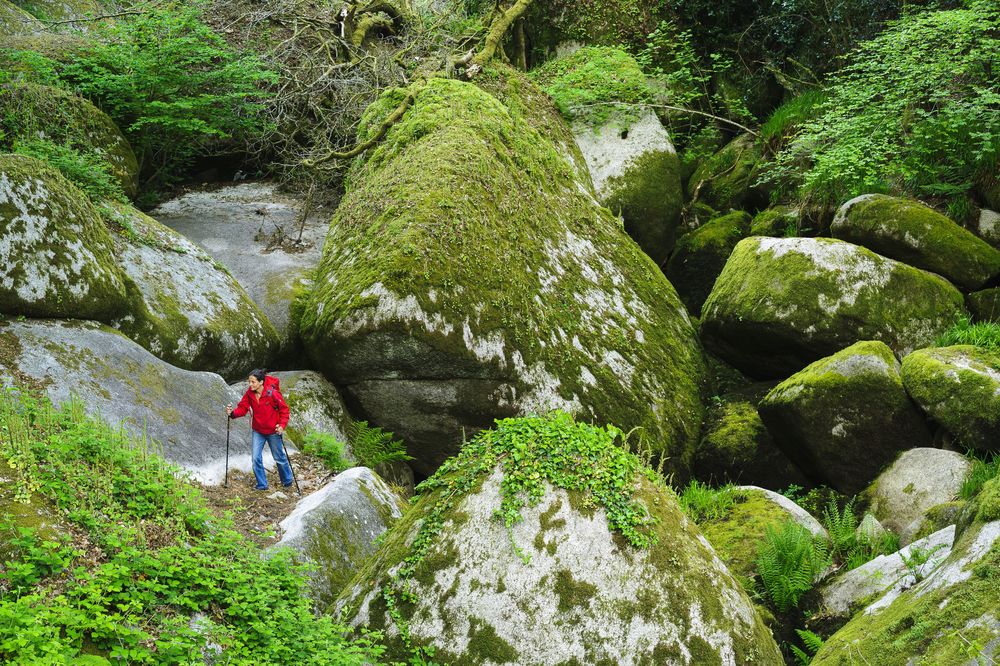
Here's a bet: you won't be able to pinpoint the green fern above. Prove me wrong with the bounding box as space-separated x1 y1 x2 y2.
347 420 413 470
822 497 859 562
756 520 830 612
790 628 824 664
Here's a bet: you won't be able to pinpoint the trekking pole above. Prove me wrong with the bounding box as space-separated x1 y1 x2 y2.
278 433 301 496
224 412 231 488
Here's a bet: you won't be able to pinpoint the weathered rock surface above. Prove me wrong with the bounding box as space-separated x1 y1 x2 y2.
813 517 1000 665
337 469 782 665
750 206 799 237
0 83 139 196
972 207 1000 250
666 211 750 317
107 203 278 380
686 134 765 212
272 467 406 609
868 448 971 545
758 341 932 495
298 71 706 477
12 0 103 25
1 154 130 321
901 345 1000 452
0 1 41 34
701 237 965 378
831 194 1000 290
152 182 327 351
0 319 251 483
968 287 1000 323
819 525 955 618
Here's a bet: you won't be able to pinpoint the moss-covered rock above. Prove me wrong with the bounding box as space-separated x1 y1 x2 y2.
698 486 825 582
750 206 799 237
758 341 932 495
0 457 66 562
272 467 405 610
912 501 966 542
0 1 40 35
0 83 139 197
686 134 766 213
299 69 706 478
106 203 279 380
666 211 750 317
867 448 971 545
694 386 808 490
0 31 90 62
701 237 967 378
900 345 1000 452
968 287 1000 323
11 0 103 23
335 414 782 665
971 207 1000 250
831 194 1000 291
0 154 130 321
813 518 1000 664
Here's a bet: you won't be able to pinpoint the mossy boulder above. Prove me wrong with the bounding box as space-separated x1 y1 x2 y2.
0 154 130 321
813 518 1000 664
106 203 279 380
0 83 139 197
750 206 799 237
298 69 706 478
686 134 766 213
831 194 1000 291
867 448 971 545
272 467 406 610
697 486 825 582
532 47 682 264
900 345 1000 452
666 211 750 317
335 414 782 665
912 501 967 542
971 207 1000 250
758 341 933 495
0 1 40 34
0 318 253 482
701 237 966 378
968 287 1000 323
0 457 66 562
11 0 103 23
694 386 808 490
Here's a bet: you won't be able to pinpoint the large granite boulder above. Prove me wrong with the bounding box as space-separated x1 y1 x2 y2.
666 211 750 317
971 207 1000 250
0 154 130 321
701 237 966 378
106 203 278 380
0 83 139 197
813 491 1000 665
0 319 251 483
686 134 766 213
152 182 327 354
10 0 104 25
533 47 683 265
968 288 1000 323
831 194 1000 290
758 341 932 495
298 70 706 477
867 448 971 545
272 467 406 609
0 1 41 34
901 345 1000 452
335 413 782 665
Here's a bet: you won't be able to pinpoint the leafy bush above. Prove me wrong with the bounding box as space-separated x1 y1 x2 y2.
301 430 351 473
0 388 391 664
755 519 830 612
678 480 738 523
347 420 412 470
935 315 1000 353
764 5 1000 207
12 138 127 203
961 452 1000 501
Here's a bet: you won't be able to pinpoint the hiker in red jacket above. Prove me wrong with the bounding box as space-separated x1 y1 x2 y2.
227 368 294 491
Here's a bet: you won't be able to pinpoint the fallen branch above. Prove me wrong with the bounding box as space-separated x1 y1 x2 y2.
568 101 759 137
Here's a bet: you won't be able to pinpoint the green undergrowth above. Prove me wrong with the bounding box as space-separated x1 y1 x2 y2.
678 479 738 523
301 421 412 476
376 412 660 662
756 520 830 613
12 138 127 203
0 388 394 665
960 451 1000 501
934 315 1000 353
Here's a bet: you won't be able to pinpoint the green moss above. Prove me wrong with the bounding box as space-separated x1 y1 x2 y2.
967 288 1000 324
0 83 138 196
975 477 1000 522
0 0 39 34
750 206 799 237
686 134 764 212
666 211 750 316
553 569 598 612
300 67 705 472
465 617 518 664
697 490 790 579
606 148 683 265
521 0 671 58
831 194 1000 290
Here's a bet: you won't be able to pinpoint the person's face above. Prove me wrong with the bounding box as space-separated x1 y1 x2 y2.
248 375 262 391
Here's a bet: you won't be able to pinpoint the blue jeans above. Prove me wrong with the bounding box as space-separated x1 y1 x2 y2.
251 431 294 490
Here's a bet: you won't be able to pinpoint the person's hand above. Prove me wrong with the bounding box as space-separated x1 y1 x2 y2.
275 425 284 435
226 404 233 415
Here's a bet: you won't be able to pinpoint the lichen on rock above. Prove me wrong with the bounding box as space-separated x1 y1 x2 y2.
666 210 750 317
298 68 705 478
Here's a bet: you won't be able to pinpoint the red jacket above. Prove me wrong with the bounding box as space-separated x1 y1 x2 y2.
231 383 289 435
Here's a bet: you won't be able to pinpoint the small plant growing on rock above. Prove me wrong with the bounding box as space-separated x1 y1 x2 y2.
755 519 830 612
301 430 351 473
347 421 412 470
678 480 738 523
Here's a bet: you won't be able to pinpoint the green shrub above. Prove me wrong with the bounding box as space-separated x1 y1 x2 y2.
347 420 412 470
755 519 830 612
759 90 829 146
678 480 738 523
765 5 1000 206
301 430 351 473
822 498 899 570
935 315 1000 353
0 388 391 664
960 452 1000 501
12 138 127 203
